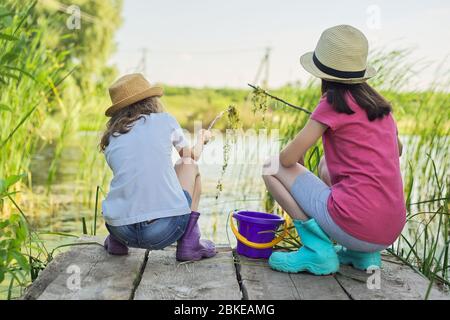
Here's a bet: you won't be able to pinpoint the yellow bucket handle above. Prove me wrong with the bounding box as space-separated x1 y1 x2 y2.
230 211 289 249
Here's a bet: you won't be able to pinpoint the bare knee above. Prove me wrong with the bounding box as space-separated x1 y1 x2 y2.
262 155 307 189
262 155 280 178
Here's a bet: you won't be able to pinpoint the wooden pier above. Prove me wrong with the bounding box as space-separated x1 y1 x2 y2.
23 237 449 300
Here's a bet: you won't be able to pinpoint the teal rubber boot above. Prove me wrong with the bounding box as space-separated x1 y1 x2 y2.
269 219 339 275
335 245 381 270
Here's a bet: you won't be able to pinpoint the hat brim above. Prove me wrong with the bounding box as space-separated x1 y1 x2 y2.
105 86 164 117
300 52 376 84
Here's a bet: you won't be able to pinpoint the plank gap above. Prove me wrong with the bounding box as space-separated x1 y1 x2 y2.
129 249 150 300
333 273 355 300
232 250 248 300
288 274 302 299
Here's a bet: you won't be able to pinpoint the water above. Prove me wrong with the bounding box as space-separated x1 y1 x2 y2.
27 132 448 256
28 134 278 247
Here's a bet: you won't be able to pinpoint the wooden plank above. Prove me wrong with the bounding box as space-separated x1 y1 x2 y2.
382 259 449 300
23 235 448 301
134 249 241 300
237 256 300 300
22 237 147 300
335 259 450 300
289 273 349 300
237 255 348 300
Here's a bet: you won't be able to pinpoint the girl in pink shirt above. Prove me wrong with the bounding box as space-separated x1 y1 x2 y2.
263 25 406 275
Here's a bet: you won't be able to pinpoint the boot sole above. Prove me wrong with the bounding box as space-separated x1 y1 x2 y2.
104 244 129 256
106 251 129 256
338 257 380 271
269 260 339 276
176 249 217 262
270 265 338 276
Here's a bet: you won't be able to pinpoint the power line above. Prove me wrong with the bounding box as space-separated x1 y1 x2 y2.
136 48 148 76
119 47 267 56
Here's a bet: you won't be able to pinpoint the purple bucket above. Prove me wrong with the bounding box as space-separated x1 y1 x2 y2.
233 211 285 259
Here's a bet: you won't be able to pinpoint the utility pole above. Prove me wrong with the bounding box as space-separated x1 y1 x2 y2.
244 46 272 107
137 48 148 76
262 47 271 89
253 47 271 89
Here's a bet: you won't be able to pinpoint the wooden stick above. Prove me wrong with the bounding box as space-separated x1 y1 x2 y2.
207 107 231 130
248 84 312 115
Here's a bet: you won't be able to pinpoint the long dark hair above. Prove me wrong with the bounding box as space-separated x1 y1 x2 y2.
100 97 164 151
321 80 392 121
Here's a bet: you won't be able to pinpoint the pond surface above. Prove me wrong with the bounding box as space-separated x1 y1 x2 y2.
28 134 277 248
28 132 448 258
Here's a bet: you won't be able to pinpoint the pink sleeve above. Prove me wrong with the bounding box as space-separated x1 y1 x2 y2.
310 97 340 130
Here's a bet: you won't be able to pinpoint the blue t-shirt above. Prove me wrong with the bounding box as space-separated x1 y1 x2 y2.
102 113 191 226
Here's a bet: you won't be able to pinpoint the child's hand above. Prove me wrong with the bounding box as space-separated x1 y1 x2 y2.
198 129 212 145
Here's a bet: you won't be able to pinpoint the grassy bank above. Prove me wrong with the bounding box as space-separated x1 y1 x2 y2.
248 71 449 292
0 0 122 299
0 2 448 300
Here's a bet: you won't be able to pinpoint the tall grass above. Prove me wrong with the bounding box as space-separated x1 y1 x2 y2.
1 1 448 298
0 0 122 299
246 50 449 289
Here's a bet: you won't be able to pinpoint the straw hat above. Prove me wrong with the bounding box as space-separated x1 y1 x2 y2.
300 25 376 84
105 73 163 117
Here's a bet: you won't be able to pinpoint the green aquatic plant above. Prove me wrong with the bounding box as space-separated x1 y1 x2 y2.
0 0 122 299
227 105 241 130
246 52 450 289
0 175 103 299
0 176 30 295
212 105 242 200
0 0 448 297
248 84 312 116
215 142 230 199
0 174 51 299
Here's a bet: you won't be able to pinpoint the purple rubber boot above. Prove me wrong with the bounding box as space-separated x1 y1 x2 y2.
104 234 129 256
176 211 217 261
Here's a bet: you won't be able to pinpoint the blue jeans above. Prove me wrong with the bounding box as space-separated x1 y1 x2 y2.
106 190 192 250
291 171 387 252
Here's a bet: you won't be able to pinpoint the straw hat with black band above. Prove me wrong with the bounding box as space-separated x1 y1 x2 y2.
105 73 164 117
300 25 377 84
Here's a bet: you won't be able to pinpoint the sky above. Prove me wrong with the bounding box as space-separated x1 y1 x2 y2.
110 0 450 89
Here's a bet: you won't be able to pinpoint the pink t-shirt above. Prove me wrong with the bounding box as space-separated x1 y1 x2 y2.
311 93 406 245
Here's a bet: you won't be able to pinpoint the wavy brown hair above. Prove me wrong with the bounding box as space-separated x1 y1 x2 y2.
100 97 164 151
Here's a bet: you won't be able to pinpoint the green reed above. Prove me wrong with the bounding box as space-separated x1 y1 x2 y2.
0 0 122 299
245 49 449 288
1 1 448 298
